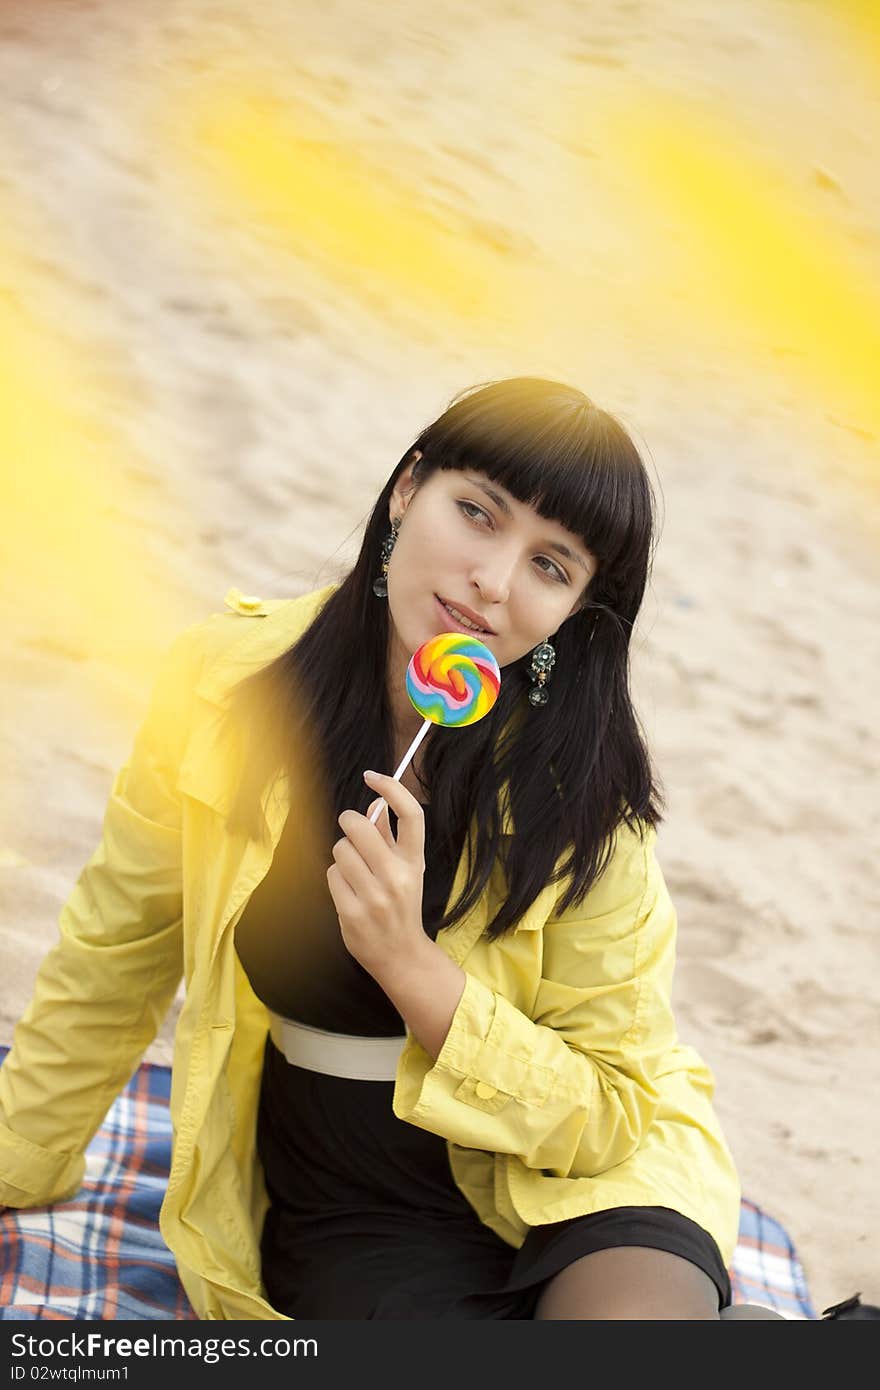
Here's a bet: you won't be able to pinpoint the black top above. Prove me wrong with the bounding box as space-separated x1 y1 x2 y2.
234 801 461 1032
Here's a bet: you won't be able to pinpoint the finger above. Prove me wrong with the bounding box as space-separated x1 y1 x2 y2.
362 770 425 860
335 806 395 880
330 834 377 898
326 861 361 919
367 796 395 845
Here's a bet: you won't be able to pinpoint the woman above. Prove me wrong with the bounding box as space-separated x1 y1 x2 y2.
0 377 773 1319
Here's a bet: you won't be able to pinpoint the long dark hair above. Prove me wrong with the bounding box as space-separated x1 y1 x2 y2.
223 377 665 942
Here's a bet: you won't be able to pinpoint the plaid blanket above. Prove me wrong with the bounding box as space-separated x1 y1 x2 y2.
0 1049 818 1320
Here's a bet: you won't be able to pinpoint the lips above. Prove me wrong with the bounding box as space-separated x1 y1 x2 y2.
435 594 495 635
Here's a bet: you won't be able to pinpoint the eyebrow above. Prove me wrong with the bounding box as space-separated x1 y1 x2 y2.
464 476 592 574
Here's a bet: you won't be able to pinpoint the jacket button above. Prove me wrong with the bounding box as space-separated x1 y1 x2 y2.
475 1081 497 1100
224 587 265 615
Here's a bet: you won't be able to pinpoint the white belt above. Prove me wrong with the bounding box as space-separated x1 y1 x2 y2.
268 1012 407 1082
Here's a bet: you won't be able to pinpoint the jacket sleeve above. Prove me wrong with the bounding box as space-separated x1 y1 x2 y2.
392 821 679 1177
0 621 205 1209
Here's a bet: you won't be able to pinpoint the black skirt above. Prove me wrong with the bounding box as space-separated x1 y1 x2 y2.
256 1036 732 1319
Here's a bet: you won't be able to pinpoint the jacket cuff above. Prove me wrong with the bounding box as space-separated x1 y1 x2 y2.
0 1117 85 1208
392 972 554 1126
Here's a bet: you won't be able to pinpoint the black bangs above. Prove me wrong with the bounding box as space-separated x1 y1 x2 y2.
409 376 655 581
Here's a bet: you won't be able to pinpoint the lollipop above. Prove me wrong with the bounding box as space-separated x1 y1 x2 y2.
367 632 501 824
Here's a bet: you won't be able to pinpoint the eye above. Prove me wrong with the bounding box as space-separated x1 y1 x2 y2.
455 501 569 583
457 500 491 526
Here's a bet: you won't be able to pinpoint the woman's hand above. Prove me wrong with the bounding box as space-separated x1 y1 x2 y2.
327 770 429 979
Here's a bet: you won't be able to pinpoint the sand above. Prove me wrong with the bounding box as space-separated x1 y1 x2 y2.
1 0 877 1317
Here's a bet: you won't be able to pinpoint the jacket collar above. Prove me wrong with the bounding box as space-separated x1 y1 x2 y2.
194 583 338 711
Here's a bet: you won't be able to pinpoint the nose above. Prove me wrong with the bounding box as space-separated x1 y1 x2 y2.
470 554 514 607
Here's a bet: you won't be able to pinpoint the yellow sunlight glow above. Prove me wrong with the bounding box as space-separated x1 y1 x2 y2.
0 206 181 724
163 82 513 331
598 94 879 445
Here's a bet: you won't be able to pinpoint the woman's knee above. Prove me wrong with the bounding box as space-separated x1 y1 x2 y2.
533 1245 721 1320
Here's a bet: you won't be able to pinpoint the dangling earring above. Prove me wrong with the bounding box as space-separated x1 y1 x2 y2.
526 638 556 706
372 518 400 597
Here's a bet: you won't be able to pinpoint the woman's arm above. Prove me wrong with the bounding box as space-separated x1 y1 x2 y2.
0 622 204 1208
392 822 679 1178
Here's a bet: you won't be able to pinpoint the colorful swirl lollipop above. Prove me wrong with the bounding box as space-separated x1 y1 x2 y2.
405 631 500 727
367 631 501 823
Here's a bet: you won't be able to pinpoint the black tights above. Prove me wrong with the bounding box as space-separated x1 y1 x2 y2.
533 1246 786 1320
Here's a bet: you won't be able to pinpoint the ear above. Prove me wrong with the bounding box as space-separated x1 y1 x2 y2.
390 451 424 518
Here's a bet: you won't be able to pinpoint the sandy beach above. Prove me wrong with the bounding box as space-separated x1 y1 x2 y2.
1 0 877 1316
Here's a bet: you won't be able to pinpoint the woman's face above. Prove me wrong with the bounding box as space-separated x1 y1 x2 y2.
386 453 598 680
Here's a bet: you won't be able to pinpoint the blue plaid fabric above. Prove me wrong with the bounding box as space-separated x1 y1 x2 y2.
0 1048 818 1320
729 1197 817 1319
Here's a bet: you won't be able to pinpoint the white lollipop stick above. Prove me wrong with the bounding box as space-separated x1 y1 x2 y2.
367 719 432 824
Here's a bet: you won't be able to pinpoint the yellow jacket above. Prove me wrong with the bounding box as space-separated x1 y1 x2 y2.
0 583 741 1320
